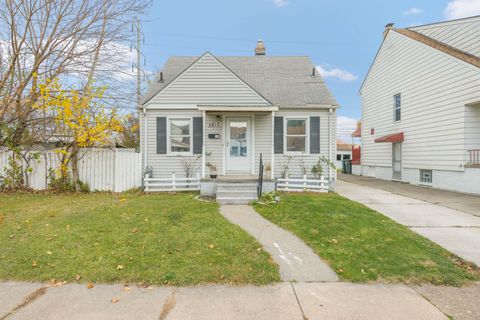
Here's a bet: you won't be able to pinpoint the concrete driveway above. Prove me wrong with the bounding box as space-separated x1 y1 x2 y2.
339 174 480 216
336 180 480 266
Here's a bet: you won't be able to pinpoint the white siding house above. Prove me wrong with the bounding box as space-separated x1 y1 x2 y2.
140 43 339 201
357 16 480 195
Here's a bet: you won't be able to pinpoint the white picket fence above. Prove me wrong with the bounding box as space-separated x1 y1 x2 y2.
0 148 142 192
144 173 200 192
277 175 330 193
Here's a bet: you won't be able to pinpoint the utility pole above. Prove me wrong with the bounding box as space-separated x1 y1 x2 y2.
135 17 141 108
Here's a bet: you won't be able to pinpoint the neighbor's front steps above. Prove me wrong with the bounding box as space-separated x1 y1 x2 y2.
1 281 462 320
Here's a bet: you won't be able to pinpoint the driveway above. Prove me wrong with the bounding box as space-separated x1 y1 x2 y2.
339 174 480 216
336 179 480 266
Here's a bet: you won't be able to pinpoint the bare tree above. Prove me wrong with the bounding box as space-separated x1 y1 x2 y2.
0 0 150 149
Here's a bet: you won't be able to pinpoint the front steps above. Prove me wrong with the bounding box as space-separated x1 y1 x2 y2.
216 182 258 205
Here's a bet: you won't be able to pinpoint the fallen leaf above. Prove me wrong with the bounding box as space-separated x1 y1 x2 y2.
75 275 81 281
116 265 124 270
9 234 14 238
331 239 338 244
123 286 131 292
208 244 215 249
32 260 37 267
131 227 139 233
111 297 119 304
119 198 126 202
338 268 344 273
144 218 149 222
46 251 52 255
87 283 94 289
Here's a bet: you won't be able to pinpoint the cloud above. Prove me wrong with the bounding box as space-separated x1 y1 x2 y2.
316 65 357 82
272 0 288 7
404 7 423 15
337 116 358 131
444 0 480 19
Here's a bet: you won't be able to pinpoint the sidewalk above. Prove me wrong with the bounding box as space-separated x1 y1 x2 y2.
219 205 337 282
0 281 450 320
336 180 480 266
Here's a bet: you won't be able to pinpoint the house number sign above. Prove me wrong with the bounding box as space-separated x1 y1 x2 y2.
208 121 222 128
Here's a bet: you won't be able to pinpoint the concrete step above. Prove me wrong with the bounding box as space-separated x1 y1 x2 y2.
217 190 258 199
217 197 257 205
217 183 257 191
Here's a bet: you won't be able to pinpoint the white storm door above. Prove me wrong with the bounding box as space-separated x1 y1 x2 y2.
226 118 251 173
392 142 402 180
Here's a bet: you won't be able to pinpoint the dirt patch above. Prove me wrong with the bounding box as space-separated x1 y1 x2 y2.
0 286 48 320
159 289 177 320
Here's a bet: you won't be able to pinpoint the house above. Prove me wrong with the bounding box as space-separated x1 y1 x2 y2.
139 41 339 201
356 16 480 195
336 140 353 169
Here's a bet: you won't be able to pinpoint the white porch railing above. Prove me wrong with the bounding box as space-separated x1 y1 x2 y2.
144 173 200 192
277 175 329 193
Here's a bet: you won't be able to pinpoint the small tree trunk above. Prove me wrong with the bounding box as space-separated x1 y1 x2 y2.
71 148 81 191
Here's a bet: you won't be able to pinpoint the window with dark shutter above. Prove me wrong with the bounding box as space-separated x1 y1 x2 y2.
274 116 284 154
310 116 320 154
156 117 167 154
192 117 203 155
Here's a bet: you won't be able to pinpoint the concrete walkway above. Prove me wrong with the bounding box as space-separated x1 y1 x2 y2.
336 180 480 266
339 174 480 216
0 281 450 320
219 205 338 282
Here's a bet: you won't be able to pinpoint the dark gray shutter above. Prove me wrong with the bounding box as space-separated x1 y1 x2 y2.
310 116 320 154
156 117 167 154
274 116 284 154
192 117 203 155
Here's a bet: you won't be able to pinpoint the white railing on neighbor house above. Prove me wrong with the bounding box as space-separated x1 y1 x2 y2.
144 173 200 192
277 175 329 193
0 148 142 192
468 149 480 164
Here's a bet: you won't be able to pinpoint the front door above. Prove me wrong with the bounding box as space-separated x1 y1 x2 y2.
392 142 402 180
226 118 251 173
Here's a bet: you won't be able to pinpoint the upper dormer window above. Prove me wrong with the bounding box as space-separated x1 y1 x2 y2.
394 93 401 122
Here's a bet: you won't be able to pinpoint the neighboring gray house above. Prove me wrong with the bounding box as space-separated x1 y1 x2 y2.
356 16 480 195
140 41 338 202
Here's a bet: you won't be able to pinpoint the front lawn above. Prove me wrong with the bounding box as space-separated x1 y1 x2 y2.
0 192 279 286
254 193 480 286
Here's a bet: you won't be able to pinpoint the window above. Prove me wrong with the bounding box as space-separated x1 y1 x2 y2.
420 169 432 183
337 154 342 161
394 93 401 122
169 118 191 153
286 119 307 153
343 154 351 160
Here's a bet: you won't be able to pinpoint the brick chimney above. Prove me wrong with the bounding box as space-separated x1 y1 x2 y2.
383 23 394 39
255 39 266 56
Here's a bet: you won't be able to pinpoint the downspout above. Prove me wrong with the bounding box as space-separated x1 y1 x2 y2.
271 111 275 178
143 107 148 173
328 108 333 183
202 110 206 178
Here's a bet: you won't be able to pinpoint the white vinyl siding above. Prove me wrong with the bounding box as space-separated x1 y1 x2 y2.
274 109 335 179
361 30 480 172
145 109 202 178
146 53 270 106
410 17 480 57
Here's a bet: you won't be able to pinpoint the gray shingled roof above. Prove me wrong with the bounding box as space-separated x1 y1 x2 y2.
141 55 338 107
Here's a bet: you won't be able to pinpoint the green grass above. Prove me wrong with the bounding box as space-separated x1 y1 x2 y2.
0 192 279 286
254 193 480 286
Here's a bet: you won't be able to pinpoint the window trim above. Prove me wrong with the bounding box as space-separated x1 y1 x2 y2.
167 117 193 156
419 169 432 184
284 117 309 155
393 93 401 123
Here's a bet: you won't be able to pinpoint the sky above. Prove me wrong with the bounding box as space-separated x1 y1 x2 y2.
138 0 480 135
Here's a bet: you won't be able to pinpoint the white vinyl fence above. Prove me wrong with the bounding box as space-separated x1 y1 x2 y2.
0 148 141 192
277 175 330 193
144 173 200 192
